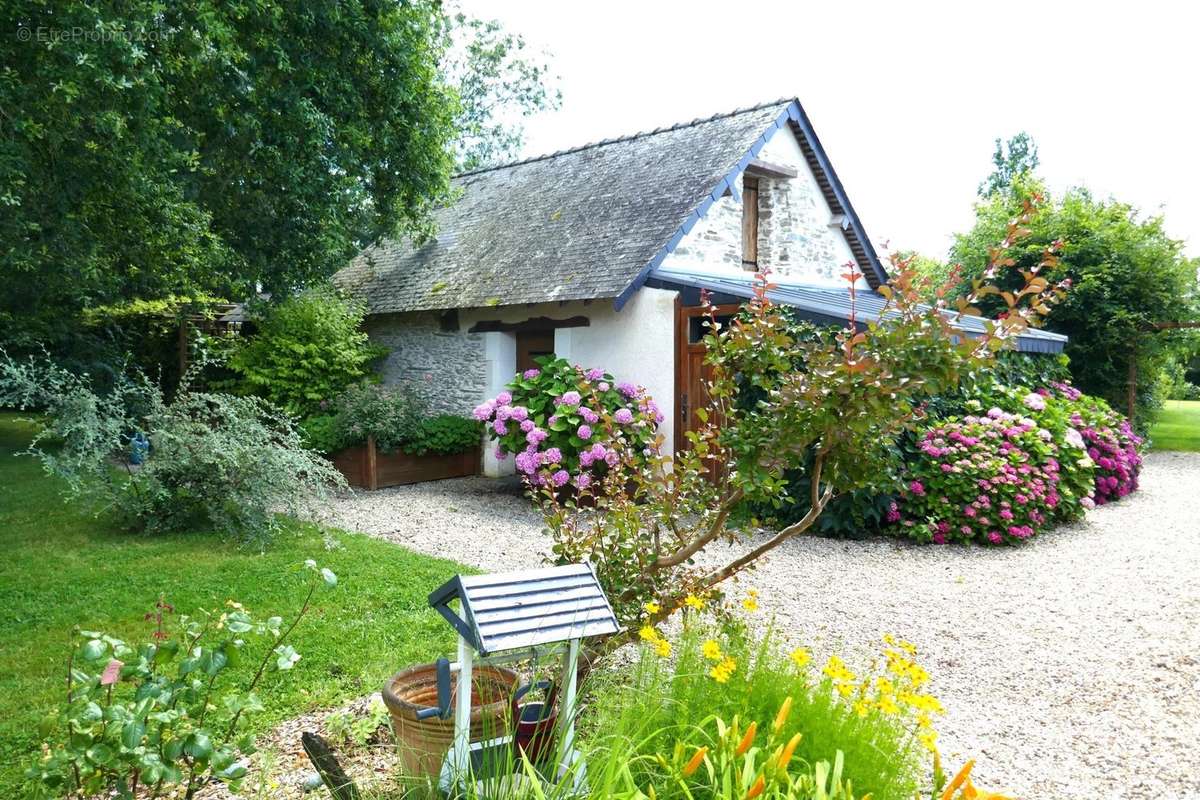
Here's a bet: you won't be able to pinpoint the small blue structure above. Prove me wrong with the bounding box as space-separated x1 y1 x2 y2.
421 563 620 796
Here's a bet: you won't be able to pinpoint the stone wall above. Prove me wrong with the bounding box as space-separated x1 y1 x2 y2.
757 174 842 283
363 312 487 416
656 126 862 287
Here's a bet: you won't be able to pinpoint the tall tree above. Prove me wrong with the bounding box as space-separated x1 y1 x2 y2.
951 178 1199 425
978 131 1040 198
442 9 562 171
1 0 458 346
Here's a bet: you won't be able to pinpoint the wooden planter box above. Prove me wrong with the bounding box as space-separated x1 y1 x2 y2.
331 435 481 490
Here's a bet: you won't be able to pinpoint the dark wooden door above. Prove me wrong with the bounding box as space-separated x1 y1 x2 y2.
516 330 555 374
674 301 741 456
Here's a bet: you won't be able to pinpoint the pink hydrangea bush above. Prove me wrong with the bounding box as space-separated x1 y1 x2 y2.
1048 382 1143 505
473 357 662 491
893 409 1066 545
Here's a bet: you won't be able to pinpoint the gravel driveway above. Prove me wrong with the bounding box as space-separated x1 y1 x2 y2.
323 452 1200 800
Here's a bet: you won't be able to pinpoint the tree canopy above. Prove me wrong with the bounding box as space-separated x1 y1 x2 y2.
1 1 558 354
978 131 1040 198
951 176 1198 424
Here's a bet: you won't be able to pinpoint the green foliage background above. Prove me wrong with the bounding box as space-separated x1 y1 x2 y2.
951 179 1199 426
226 287 385 419
1 0 457 347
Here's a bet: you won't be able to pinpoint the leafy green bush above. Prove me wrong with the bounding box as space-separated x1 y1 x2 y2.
26 563 336 800
402 414 483 456
298 413 341 454
227 287 385 418
0 351 344 543
331 381 425 453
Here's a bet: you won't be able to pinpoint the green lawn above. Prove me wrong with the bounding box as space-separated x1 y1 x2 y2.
1150 400 1200 452
0 413 464 794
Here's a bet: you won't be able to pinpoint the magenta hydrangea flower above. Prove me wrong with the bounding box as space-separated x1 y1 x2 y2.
472 401 495 421
560 390 581 406
617 381 638 398
543 447 562 464
523 368 540 379
909 480 925 496
579 407 599 424
585 368 604 381
589 443 606 459
492 419 507 435
598 381 610 391
577 424 592 440
613 408 634 425
604 450 619 468
496 405 513 421
579 450 595 467
574 473 592 489
520 419 535 433
551 469 570 487
509 406 529 422
496 391 513 405
514 451 537 475
494 446 507 461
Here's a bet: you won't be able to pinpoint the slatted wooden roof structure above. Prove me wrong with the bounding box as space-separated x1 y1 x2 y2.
428 563 620 656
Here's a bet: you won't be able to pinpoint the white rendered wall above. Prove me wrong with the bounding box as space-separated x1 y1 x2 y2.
458 286 677 472
481 331 517 476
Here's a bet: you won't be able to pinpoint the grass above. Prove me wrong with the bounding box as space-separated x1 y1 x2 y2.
1149 400 1200 452
0 412 465 795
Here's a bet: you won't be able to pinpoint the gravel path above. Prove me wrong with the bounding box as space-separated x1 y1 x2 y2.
321 453 1200 799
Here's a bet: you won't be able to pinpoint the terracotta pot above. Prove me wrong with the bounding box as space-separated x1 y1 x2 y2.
381 663 517 778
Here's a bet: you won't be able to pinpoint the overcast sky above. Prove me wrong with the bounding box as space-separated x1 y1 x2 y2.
460 0 1199 260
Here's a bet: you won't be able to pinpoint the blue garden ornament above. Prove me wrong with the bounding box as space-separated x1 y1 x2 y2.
129 432 150 465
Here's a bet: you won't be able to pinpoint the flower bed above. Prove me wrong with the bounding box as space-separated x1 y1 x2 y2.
891 379 1146 545
894 409 1066 544
474 357 661 490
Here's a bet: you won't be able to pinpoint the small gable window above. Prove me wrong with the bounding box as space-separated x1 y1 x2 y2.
741 176 759 270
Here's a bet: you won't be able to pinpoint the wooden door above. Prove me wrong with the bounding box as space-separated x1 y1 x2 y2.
516 330 555 374
674 301 742 456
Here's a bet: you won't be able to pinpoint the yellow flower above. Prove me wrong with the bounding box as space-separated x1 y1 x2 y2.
877 696 900 715
874 676 895 696
918 729 939 753
701 639 723 661
742 596 759 612
898 639 918 655
883 633 898 646
773 696 793 733
644 601 661 615
684 594 706 611
709 656 736 683
654 638 672 658
917 712 933 729
789 647 811 669
639 625 659 643
852 699 871 718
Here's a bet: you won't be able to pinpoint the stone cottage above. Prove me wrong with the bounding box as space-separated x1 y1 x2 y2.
334 97 1065 476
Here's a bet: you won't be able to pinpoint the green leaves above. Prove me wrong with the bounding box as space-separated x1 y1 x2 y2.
36 578 323 799
274 645 301 671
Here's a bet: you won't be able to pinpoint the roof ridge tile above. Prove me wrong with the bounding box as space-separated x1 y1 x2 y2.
455 97 793 178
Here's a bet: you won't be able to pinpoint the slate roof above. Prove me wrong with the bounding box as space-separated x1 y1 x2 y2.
334 98 885 315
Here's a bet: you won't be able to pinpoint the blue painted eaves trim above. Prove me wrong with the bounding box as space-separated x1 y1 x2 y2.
613 104 792 311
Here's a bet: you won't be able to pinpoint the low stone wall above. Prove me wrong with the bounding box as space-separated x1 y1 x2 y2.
364 311 487 416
